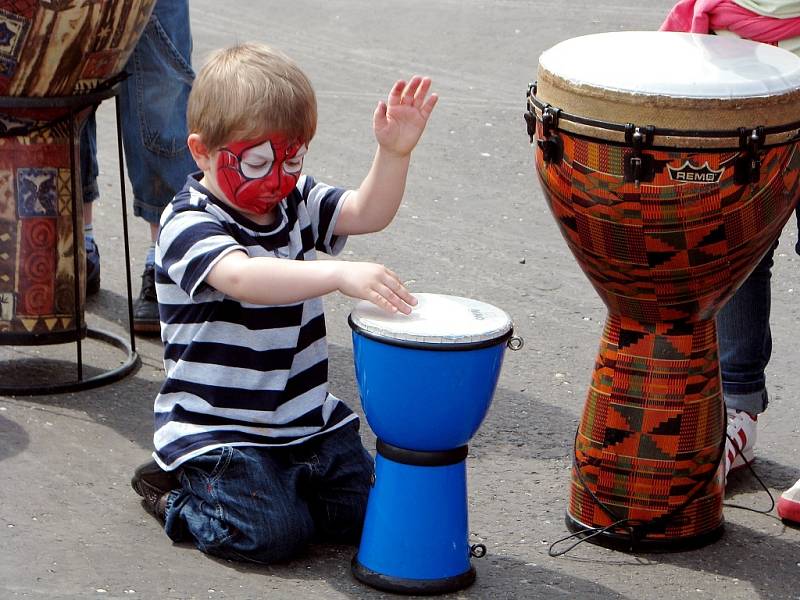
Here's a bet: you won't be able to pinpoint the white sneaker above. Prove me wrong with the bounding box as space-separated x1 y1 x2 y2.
724 409 757 482
777 479 800 525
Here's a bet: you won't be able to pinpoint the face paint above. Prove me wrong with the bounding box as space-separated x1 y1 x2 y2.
214 135 307 214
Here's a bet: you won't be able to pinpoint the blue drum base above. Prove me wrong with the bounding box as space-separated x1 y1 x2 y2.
352 557 475 596
352 441 478 594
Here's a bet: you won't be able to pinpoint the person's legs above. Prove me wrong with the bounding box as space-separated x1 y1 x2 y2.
778 208 800 524
306 422 374 544
80 112 101 295
119 0 196 333
716 239 776 479
164 446 316 564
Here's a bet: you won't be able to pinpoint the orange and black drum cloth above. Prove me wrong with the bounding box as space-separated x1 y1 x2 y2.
528 93 800 551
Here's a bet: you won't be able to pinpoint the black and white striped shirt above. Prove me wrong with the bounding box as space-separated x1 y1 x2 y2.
152 173 357 470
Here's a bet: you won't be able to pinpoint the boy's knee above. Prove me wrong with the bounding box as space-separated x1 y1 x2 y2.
223 509 315 564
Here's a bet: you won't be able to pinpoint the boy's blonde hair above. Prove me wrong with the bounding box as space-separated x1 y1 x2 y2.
188 42 317 150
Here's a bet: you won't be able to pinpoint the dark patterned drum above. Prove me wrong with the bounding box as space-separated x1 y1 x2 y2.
526 31 800 550
0 1 155 344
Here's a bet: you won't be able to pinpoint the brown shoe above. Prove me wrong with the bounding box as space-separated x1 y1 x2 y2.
131 459 176 522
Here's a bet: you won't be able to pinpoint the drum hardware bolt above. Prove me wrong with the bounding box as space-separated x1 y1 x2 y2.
623 124 656 185
469 543 487 558
735 126 764 185
524 109 536 143
524 82 538 142
507 336 524 351
534 106 563 163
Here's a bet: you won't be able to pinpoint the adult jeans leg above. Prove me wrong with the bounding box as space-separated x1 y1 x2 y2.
79 112 99 204
119 0 196 226
716 240 776 416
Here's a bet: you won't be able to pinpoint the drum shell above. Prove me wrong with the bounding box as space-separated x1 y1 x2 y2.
0 1 156 343
535 128 800 322
351 332 507 451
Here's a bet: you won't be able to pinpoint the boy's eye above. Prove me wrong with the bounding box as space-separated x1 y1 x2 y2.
282 144 308 175
240 141 275 178
283 158 304 174
241 159 272 179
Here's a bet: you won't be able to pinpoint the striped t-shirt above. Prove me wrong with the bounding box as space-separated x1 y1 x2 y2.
152 172 358 470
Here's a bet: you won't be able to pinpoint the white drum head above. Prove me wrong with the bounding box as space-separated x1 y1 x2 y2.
349 293 513 346
540 31 800 99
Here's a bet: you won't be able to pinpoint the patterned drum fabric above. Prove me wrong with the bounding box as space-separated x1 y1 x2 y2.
0 1 156 344
529 31 800 549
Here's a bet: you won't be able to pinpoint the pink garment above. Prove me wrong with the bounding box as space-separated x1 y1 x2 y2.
661 0 800 43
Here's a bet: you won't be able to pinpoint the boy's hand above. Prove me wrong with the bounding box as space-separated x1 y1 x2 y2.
336 262 417 314
373 76 438 157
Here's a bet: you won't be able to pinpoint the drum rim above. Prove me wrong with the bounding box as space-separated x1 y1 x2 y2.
348 314 513 351
527 88 800 149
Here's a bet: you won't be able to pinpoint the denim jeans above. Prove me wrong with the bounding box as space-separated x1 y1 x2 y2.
716 208 800 415
163 422 374 564
81 0 196 225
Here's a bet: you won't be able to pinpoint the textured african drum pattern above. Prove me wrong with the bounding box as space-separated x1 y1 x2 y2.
536 128 800 543
0 0 155 343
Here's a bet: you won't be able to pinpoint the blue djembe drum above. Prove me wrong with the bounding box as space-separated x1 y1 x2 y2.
349 293 520 594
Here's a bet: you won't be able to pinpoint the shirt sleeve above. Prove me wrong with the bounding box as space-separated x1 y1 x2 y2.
299 175 350 255
158 207 245 302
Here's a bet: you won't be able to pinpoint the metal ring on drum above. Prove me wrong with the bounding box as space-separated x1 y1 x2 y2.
348 293 520 594
525 31 800 551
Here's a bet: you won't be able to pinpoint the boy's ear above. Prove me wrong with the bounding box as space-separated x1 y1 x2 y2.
187 133 213 171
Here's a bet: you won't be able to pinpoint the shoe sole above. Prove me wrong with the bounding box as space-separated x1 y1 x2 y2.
777 498 800 527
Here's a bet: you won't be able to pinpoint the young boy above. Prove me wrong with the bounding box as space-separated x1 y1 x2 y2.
130 42 437 563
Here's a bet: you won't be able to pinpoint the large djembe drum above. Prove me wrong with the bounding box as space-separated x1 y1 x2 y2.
349 293 521 594
525 31 800 550
0 2 155 344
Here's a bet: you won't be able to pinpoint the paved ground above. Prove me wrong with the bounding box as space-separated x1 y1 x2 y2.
3 1 800 598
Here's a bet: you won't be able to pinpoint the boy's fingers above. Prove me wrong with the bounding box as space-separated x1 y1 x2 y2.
388 80 405 106
373 100 388 128
413 77 432 107
377 285 413 315
401 76 422 105
383 271 416 306
420 93 438 119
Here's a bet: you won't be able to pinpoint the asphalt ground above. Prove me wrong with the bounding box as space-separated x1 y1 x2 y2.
3 1 800 598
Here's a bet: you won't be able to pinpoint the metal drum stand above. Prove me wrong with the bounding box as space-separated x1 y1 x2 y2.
0 80 140 395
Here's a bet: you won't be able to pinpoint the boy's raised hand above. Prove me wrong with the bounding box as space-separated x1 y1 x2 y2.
373 76 438 157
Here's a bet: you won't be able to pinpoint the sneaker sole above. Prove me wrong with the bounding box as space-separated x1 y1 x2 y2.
777 498 800 526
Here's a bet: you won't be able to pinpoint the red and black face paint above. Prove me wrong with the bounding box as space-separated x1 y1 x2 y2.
215 135 307 214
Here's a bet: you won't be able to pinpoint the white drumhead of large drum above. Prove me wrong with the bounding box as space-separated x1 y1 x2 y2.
349 293 513 345
540 31 800 99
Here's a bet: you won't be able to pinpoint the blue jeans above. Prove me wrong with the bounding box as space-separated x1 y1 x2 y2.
163 422 374 564
81 0 196 225
717 207 800 415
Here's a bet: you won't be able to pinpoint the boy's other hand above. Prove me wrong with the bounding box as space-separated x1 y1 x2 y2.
337 262 417 314
373 76 438 157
